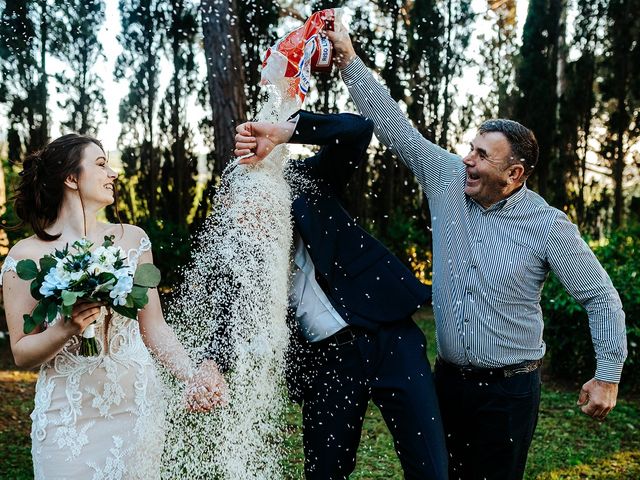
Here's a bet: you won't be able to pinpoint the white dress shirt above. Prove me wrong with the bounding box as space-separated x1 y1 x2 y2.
289 233 348 342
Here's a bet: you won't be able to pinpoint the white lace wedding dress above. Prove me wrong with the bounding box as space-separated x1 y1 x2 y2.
1 237 167 480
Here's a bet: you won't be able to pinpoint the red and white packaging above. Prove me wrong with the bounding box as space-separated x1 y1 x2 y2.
261 9 336 102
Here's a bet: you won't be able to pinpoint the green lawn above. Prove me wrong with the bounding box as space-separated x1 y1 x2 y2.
2 310 639 479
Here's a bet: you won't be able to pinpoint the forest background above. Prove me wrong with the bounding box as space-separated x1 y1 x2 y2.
0 0 639 407
1 1 640 478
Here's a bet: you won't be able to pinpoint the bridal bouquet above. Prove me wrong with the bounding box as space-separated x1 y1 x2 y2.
16 235 161 356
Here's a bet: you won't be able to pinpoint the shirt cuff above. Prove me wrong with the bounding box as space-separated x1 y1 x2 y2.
594 359 624 383
339 56 369 87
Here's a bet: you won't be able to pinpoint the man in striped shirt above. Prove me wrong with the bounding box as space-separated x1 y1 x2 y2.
325 26 627 480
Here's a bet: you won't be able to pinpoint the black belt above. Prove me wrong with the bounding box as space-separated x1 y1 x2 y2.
436 356 542 381
316 326 363 347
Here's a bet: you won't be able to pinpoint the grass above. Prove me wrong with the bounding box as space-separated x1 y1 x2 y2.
1 309 639 479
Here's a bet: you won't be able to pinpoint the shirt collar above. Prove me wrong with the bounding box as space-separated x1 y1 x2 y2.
469 183 528 213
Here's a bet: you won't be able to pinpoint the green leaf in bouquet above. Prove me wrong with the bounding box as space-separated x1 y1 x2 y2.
30 280 44 300
46 301 59 322
34 267 49 291
32 301 48 325
97 272 117 283
61 303 73 319
129 285 149 309
111 304 138 320
39 255 57 274
133 264 161 288
130 285 148 301
95 279 117 293
102 235 115 248
16 259 39 280
95 272 117 291
23 314 37 334
72 238 93 253
62 290 81 306
125 295 135 308
54 244 69 259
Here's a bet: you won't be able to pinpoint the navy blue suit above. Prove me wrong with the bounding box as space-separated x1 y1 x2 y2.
287 111 448 480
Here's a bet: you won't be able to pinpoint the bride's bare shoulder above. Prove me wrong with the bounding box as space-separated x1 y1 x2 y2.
102 223 149 249
7 236 56 261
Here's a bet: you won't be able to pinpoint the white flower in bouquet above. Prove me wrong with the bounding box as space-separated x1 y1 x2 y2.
16 235 161 356
39 267 70 297
92 245 125 269
110 269 134 306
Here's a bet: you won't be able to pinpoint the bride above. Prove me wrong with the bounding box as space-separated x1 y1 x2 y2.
0 133 227 479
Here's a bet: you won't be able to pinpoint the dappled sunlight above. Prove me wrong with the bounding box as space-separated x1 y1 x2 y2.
0 370 38 384
535 450 640 479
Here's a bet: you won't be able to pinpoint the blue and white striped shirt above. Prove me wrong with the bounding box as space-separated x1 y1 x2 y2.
341 57 627 383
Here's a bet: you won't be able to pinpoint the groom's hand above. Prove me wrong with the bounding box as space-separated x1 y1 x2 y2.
323 21 357 69
235 121 295 165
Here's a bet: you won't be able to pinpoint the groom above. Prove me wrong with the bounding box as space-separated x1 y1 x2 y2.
234 110 448 480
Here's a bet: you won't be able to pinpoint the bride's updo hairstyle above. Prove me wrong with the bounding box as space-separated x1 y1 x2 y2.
13 133 105 241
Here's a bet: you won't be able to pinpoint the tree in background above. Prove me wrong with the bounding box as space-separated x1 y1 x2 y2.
200 0 247 179
476 0 518 119
597 0 640 227
51 0 107 136
0 0 50 160
238 0 280 116
556 0 607 232
115 0 167 223
195 0 280 221
515 0 564 205
158 0 199 230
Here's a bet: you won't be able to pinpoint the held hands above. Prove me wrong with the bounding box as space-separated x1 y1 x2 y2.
234 121 295 165
577 378 618 421
322 21 357 69
184 360 229 412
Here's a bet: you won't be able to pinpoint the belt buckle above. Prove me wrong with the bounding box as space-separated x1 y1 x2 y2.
504 360 540 378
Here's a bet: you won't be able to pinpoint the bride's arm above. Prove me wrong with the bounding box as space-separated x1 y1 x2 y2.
3 246 102 369
137 285 195 382
136 248 227 407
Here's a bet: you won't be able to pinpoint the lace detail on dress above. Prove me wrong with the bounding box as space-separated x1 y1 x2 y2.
29 235 165 478
127 236 152 270
0 255 17 286
88 436 130 480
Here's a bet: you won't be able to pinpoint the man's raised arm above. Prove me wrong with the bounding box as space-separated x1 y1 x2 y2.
325 25 461 200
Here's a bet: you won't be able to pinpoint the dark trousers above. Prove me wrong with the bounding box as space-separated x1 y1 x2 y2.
301 319 448 480
434 362 541 480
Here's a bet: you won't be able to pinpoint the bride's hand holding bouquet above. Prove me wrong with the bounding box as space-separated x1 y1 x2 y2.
15 234 161 356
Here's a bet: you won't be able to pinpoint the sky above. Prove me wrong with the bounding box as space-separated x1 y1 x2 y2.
7 0 531 156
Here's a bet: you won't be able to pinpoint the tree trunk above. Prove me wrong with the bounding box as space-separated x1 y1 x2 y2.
439 0 453 147
201 0 248 177
611 0 631 227
39 0 48 143
551 0 568 210
170 0 186 227
146 45 157 217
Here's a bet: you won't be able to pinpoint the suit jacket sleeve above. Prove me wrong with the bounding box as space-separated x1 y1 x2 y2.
289 110 374 192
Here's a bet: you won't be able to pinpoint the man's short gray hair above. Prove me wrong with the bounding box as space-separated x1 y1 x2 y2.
478 119 539 177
